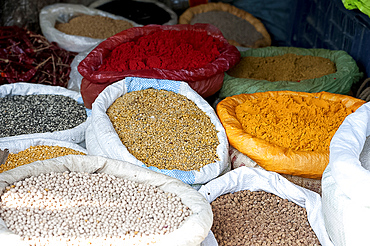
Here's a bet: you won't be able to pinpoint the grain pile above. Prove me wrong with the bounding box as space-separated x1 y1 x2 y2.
0 145 86 173
55 14 133 39
0 171 192 245
211 190 321 245
107 88 220 171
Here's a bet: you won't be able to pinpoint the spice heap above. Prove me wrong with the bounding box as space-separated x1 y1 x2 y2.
211 190 321 246
0 171 192 245
235 94 352 151
98 29 223 71
107 88 220 171
95 0 171 25
55 14 134 39
0 94 87 138
227 54 337 82
190 11 264 47
0 146 86 173
0 26 76 87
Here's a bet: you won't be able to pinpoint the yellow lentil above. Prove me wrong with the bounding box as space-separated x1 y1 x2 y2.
107 88 220 171
0 145 86 173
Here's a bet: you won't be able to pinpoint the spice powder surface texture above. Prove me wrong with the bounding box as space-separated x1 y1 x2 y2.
107 88 220 171
235 94 353 152
98 29 222 72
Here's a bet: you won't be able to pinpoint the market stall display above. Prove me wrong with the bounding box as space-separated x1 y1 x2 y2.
0 155 212 246
89 0 178 25
0 138 87 173
219 47 363 99
0 83 91 144
217 91 365 179
179 2 271 48
198 167 333 246
78 23 240 108
322 102 370 246
0 26 76 87
85 77 229 186
39 3 141 53
229 146 322 194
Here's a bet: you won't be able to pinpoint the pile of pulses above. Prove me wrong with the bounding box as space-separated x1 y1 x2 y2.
0 172 192 245
0 145 86 173
211 190 321 246
107 88 220 171
0 94 87 138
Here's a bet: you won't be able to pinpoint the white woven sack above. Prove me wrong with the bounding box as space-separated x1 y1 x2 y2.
0 83 91 144
0 155 212 246
198 166 334 246
68 43 99 92
85 77 230 185
0 138 88 156
39 3 141 53
322 102 370 246
89 0 178 25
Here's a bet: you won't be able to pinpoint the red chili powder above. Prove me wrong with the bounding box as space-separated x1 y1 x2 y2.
98 29 223 71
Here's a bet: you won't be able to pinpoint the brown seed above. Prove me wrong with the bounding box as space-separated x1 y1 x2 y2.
211 190 321 246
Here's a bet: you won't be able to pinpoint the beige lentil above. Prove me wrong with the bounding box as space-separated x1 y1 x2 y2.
55 14 134 39
211 190 321 246
107 88 220 171
0 146 86 173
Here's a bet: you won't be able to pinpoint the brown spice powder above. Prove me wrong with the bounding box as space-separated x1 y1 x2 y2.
55 14 134 39
227 53 337 82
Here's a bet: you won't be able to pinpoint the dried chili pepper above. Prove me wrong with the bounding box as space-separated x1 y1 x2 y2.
0 26 77 87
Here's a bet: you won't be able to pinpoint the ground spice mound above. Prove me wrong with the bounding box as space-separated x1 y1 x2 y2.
235 94 353 152
98 30 222 72
211 190 321 245
190 11 264 47
55 14 134 39
107 88 220 171
1 145 86 173
227 53 336 82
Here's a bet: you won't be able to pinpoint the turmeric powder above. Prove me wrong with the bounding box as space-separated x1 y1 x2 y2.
235 94 353 152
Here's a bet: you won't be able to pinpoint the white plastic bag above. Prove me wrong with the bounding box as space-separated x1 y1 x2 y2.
39 3 141 53
68 43 99 92
198 166 334 246
0 155 213 246
89 0 178 25
322 102 370 246
0 138 87 156
85 77 230 185
0 83 91 144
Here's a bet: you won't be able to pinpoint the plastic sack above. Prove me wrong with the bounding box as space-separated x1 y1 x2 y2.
179 2 271 48
85 77 230 186
322 102 370 246
39 3 141 53
0 83 91 144
342 0 370 18
219 47 363 98
68 43 100 92
89 0 178 26
198 166 334 246
0 138 87 156
216 91 365 179
77 23 241 108
0 155 213 246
